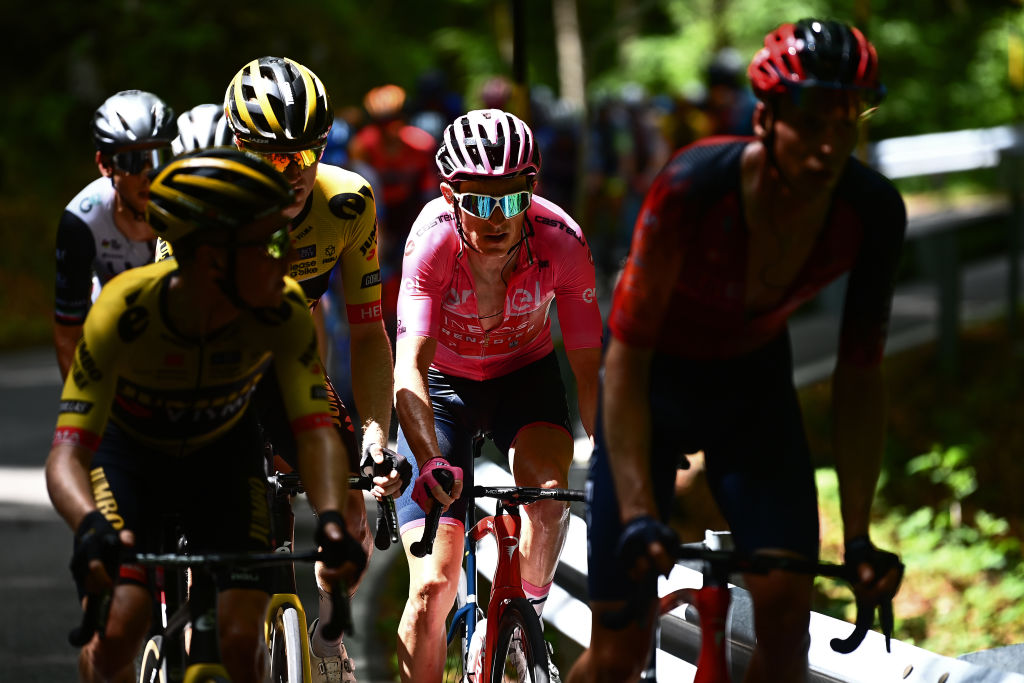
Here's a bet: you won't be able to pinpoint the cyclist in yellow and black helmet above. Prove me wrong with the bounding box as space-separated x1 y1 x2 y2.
47 148 366 683
225 56 403 683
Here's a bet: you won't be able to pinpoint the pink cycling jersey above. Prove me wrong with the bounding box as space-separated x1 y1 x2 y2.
397 195 602 381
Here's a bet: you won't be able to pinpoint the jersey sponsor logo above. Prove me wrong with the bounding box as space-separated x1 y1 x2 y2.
509 283 544 314
59 400 93 415
323 244 336 262
291 259 319 277
52 427 101 450
582 287 596 304
90 469 126 529
361 270 381 288
297 244 316 260
117 306 149 343
114 374 262 429
358 222 378 261
294 224 314 241
328 190 369 220
534 214 585 247
71 340 103 389
444 288 474 308
347 301 382 323
248 476 271 544
101 237 123 250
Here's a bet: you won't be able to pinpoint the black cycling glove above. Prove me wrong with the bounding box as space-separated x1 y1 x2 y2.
616 515 680 580
70 511 121 587
844 535 904 594
315 510 368 576
360 445 413 496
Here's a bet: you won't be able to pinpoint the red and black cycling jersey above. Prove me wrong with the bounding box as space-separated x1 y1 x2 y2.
609 137 907 365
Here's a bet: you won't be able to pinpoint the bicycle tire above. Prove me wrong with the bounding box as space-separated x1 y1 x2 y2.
489 597 550 683
444 567 473 682
139 635 166 683
268 602 307 683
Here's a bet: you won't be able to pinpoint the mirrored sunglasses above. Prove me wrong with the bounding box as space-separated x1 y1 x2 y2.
242 144 326 173
111 147 170 175
238 227 293 260
453 190 532 220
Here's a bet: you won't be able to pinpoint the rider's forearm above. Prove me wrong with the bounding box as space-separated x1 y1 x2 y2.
394 336 443 467
349 320 394 451
296 427 350 515
602 338 659 523
831 360 886 541
53 323 82 382
45 443 98 532
566 346 601 439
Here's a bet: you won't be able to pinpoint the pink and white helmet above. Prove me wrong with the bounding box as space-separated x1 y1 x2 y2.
435 109 540 181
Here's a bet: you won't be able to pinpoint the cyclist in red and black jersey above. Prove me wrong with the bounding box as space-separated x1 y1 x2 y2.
569 19 905 683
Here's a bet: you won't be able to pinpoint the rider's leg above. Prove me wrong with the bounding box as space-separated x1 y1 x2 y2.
396 523 465 682
508 424 574 597
566 601 657 683
742 567 813 683
218 587 272 683
78 583 151 683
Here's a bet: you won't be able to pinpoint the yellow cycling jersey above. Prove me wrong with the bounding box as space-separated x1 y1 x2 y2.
153 164 383 324
287 164 382 323
53 258 332 457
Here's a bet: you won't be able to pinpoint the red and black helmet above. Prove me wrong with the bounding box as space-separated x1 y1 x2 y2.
748 19 885 105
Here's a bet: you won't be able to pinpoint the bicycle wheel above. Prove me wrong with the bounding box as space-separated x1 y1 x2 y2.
489 597 550 683
268 602 307 683
444 567 475 682
139 635 166 683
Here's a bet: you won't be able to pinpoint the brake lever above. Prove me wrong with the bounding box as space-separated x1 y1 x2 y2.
360 447 403 550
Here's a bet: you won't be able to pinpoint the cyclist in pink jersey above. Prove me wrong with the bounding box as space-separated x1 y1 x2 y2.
392 108 601 682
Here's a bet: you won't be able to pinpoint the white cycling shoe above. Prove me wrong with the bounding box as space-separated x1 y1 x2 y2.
308 617 357 683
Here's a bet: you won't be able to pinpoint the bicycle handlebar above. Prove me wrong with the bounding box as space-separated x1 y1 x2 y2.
409 482 584 559
268 447 409 552
602 543 904 656
68 547 356 647
472 485 585 504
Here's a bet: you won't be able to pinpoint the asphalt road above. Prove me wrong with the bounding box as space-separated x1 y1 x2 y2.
2 251 1021 681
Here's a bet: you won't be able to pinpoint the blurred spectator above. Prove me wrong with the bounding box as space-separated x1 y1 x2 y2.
704 47 758 136
349 84 437 343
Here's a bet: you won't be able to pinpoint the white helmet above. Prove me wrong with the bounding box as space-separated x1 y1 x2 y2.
171 104 233 156
435 109 540 181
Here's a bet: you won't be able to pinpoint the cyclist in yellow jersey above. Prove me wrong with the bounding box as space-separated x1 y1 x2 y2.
225 55 400 683
45 149 366 683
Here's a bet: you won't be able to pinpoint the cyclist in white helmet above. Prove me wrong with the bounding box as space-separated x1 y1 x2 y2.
393 108 602 682
53 90 175 380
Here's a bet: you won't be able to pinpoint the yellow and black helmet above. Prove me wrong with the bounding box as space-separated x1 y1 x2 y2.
146 148 294 245
224 56 333 147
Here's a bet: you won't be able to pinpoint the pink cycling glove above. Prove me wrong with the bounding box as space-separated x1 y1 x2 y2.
411 458 462 513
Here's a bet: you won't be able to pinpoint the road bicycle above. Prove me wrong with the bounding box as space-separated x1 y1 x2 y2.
69 541 353 683
67 463 393 683
263 448 405 683
412 437 584 683
601 532 905 683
